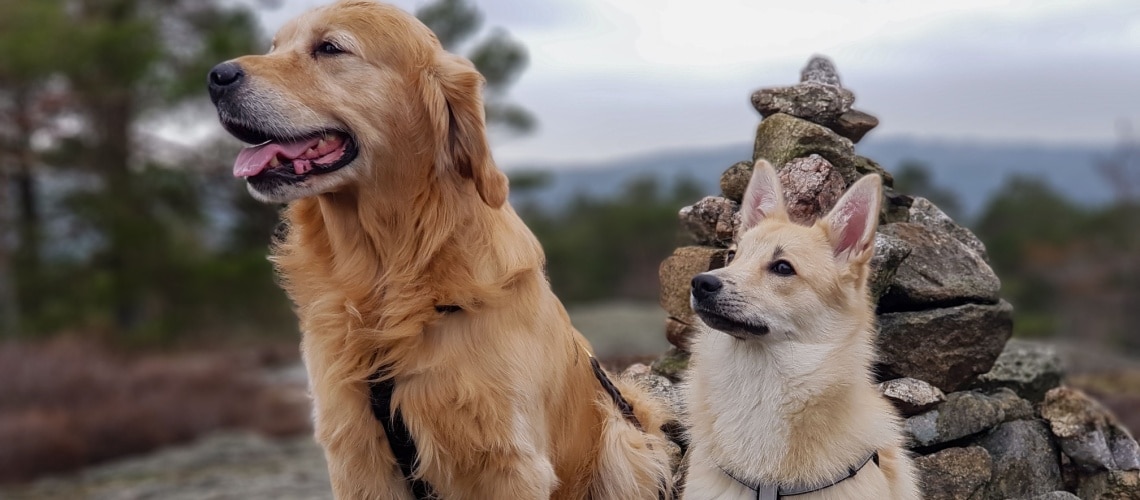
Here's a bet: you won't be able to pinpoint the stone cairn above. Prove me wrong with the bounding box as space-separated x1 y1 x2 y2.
623 56 1140 499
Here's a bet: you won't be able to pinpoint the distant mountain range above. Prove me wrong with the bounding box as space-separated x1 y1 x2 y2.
505 136 1119 222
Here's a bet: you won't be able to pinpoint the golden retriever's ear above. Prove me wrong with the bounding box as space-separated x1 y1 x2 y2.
425 53 509 208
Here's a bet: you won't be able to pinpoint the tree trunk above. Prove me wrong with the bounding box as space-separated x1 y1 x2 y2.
89 90 141 330
0 166 19 337
12 88 41 323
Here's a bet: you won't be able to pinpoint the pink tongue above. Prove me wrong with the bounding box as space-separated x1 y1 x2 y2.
233 137 320 178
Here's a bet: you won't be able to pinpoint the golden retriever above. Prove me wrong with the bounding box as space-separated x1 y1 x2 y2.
682 161 919 499
207 1 672 498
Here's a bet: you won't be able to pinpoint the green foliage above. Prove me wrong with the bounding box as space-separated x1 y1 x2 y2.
0 1 72 82
415 0 534 134
974 174 1140 348
518 175 704 303
0 0 268 343
894 160 962 220
416 0 482 50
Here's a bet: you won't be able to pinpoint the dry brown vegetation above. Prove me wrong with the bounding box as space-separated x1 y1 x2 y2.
0 337 311 483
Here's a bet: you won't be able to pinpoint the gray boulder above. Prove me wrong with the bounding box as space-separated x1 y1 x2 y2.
880 187 913 225
750 83 855 123
658 246 729 325
1074 470 1140 499
869 233 911 301
800 55 842 86
1041 386 1140 472
720 160 754 203
776 154 846 225
877 301 1014 393
977 420 1064 499
752 113 860 184
1024 493 1081 500
905 389 1032 448
877 221 1001 312
829 110 879 143
914 446 992 500
878 377 945 417
679 196 739 247
974 339 1063 403
909 197 989 260
852 155 892 186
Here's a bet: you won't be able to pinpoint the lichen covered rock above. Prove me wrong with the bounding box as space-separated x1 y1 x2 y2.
914 446 992 500
678 196 739 248
975 339 1063 403
1041 386 1140 472
905 389 1032 449
877 301 1014 393
752 113 860 184
879 377 945 417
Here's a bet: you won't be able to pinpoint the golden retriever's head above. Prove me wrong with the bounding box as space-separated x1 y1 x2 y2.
689 160 881 343
207 0 507 206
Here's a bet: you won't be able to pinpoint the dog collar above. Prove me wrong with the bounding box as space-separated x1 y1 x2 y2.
719 450 880 500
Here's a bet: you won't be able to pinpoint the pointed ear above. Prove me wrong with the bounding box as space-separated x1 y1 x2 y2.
824 174 882 261
739 159 787 234
424 53 509 208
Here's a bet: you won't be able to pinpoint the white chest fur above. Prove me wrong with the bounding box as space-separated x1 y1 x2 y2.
683 329 900 500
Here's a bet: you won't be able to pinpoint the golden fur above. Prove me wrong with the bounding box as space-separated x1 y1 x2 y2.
216 1 672 498
682 161 920 499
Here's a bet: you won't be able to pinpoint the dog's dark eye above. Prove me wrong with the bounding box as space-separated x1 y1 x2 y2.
315 41 344 56
724 249 736 264
769 260 795 276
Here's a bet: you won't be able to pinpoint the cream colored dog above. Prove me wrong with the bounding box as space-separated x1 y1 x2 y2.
207 1 672 498
682 160 920 500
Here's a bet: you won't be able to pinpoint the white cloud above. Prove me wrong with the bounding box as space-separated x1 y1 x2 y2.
232 0 1140 166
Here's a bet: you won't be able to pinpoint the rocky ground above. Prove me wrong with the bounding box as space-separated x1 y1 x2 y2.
0 433 331 500
0 346 1136 499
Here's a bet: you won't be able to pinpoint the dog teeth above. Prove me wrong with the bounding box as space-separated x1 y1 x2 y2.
306 148 317 157
269 156 281 167
317 139 327 150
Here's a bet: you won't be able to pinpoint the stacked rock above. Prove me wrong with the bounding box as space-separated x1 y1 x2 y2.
631 55 1140 499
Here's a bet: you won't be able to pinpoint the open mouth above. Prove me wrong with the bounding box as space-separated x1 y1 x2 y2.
693 307 770 337
225 120 358 182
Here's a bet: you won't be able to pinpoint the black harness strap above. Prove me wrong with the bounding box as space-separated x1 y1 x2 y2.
369 374 435 500
720 451 880 499
589 356 645 431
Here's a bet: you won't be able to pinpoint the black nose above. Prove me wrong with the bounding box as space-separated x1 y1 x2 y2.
691 273 723 302
207 62 244 103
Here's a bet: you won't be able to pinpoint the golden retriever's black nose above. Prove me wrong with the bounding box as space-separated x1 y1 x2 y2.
691 273 723 301
208 62 244 103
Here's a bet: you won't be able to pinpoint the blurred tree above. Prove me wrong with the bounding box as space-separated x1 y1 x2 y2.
61 0 261 334
0 0 76 335
1096 120 1140 205
0 0 262 338
893 160 962 220
975 176 1082 337
975 171 1140 349
521 175 703 303
416 0 535 134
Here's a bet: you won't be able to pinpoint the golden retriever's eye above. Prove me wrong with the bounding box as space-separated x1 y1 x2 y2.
724 249 736 264
314 41 345 56
769 259 795 276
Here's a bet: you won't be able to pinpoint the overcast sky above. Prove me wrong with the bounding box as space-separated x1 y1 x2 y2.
243 0 1140 166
